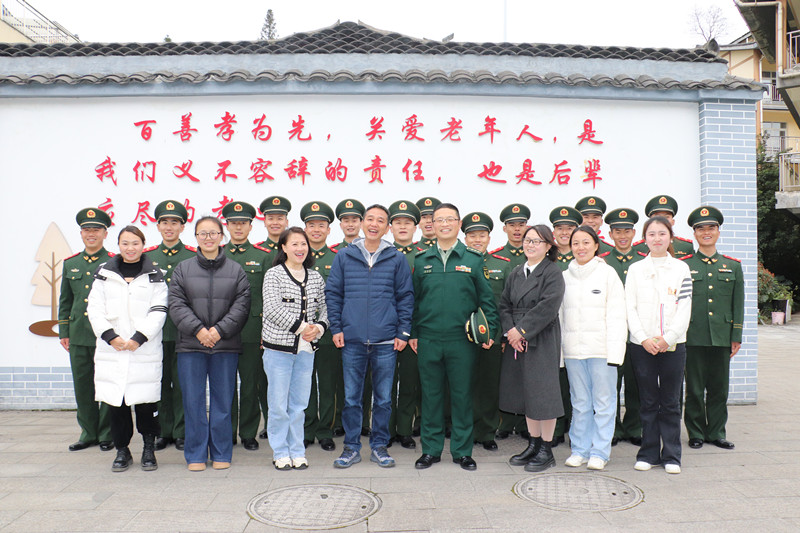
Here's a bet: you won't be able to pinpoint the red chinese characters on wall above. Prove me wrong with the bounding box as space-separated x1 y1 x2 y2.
284 157 310 184
252 114 272 141
173 161 200 182
98 198 115 226
364 156 386 183
130 201 157 225
173 113 197 142
249 159 274 183
402 160 425 182
366 117 386 141
288 115 312 141
133 161 156 183
402 114 425 141
215 160 238 182
214 112 237 141
477 161 505 184
325 159 348 182
95 157 118 186
134 120 156 141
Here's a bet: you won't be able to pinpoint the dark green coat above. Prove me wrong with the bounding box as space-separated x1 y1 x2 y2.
58 248 113 346
484 252 512 341
145 241 196 342
600 248 645 284
224 241 271 343
555 250 574 272
395 242 423 270
683 251 744 346
490 242 526 269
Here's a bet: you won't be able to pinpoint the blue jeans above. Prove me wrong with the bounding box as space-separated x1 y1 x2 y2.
177 351 238 464
263 348 314 460
565 358 618 462
342 343 397 451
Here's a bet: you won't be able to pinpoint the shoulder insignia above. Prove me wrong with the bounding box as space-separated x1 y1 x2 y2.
253 243 271 253
637 251 648 257
108 252 116 257
65 252 80 260
465 246 482 256
598 251 611 257
599 236 611 244
722 254 741 263
416 246 424 252
412 240 419 245
491 253 511 262
416 247 429 255
184 245 197 252
143 245 158 253
680 254 693 261
330 247 338 254
330 243 340 250
489 246 504 254
632 239 645 246
675 236 693 243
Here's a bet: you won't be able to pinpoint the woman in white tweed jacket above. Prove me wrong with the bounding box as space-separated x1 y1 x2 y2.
261 227 328 470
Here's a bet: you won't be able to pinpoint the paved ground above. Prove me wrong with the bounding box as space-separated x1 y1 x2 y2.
1 322 799 532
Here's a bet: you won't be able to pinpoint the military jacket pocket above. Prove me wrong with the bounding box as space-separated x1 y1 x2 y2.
717 271 735 294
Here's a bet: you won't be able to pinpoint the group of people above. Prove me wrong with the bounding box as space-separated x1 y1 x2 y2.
58 193 743 475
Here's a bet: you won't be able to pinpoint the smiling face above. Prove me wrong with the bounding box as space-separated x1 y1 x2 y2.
195 219 224 254
304 220 330 248
432 208 461 245
80 226 107 254
227 219 252 245
523 228 551 265
552 223 577 248
282 231 309 268
503 220 527 247
118 230 144 264
609 227 636 252
340 215 362 240
361 208 389 246
419 214 435 239
581 213 603 233
570 230 599 265
157 217 185 247
263 213 288 240
644 220 672 257
693 223 720 250
391 216 417 246
464 230 490 253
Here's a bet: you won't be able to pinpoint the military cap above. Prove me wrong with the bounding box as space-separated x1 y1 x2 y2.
465 308 491 345
499 203 531 223
154 200 188 223
335 199 365 220
645 195 678 217
549 206 582 227
605 208 639 228
461 212 494 233
575 196 607 215
415 197 441 216
76 207 111 229
221 201 256 221
687 206 724 228
259 196 291 216
389 200 421 224
300 201 335 223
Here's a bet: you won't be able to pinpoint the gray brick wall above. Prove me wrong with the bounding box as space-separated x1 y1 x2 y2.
0 367 77 409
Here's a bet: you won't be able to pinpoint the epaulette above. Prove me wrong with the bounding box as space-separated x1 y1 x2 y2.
598 251 611 257
143 245 158 253
637 251 648 257
416 246 424 252
632 239 645 246
108 252 116 257
330 247 338 253
330 243 340 250
675 236 693 243
465 246 483 256
184 245 197 252
489 246 504 254
680 254 693 261
65 252 80 260
253 243 271 253
412 240 419 245
491 253 511 262
416 247 428 255
722 254 741 263
599 236 611 244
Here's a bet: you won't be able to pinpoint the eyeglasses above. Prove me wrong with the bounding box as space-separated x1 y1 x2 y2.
523 238 545 246
196 231 222 239
433 217 459 224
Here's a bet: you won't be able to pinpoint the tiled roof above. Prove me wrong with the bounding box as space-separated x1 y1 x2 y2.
0 21 725 63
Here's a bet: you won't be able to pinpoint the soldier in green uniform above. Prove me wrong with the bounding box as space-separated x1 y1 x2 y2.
145 200 196 451
415 197 440 249
599 208 644 447
409 203 500 471
255 196 291 438
492 203 530 440
331 199 370 438
632 195 694 258
301 201 339 451
221 201 271 451
550 206 582 270
575 196 614 253
462 212 511 452
58 207 114 451
683 206 743 450
387 200 423 449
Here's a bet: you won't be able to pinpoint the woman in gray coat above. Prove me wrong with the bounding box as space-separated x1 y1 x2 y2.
499 225 565 472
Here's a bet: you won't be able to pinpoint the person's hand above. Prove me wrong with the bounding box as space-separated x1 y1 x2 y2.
110 337 126 351
122 339 140 351
481 339 494 350
642 337 661 355
509 337 526 353
208 327 221 344
196 328 215 348
506 327 523 346
409 339 418 354
60 338 70 351
303 325 321 342
394 338 408 351
730 341 741 358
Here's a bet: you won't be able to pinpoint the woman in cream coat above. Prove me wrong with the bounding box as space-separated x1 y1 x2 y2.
88 225 168 472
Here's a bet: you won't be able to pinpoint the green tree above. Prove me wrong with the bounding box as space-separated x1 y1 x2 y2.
260 9 277 40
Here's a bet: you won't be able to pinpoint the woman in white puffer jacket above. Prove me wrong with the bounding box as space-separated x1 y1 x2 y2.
560 226 627 471
87 225 168 473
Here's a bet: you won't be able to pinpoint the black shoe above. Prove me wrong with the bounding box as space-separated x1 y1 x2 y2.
414 454 441 469
688 438 704 449
258 429 268 440
453 456 477 471
303 439 313 448
482 440 498 451
361 427 371 437
445 428 451 439
242 438 259 451
551 435 565 448
68 440 97 452
400 435 417 449
175 438 185 451
628 436 642 447
709 438 735 450
112 447 133 472
524 440 555 472
154 437 172 451
332 427 345 437
99 441 114 451
519 430 531 439
510 436 541 466
232 437 237 445
141 435 157 471
412 427 420 437
611 437 621 446
319 438 336 451
495 430 510 440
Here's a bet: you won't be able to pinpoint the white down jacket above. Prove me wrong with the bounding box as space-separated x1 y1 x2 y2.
87 255 168 407
559 257 627 366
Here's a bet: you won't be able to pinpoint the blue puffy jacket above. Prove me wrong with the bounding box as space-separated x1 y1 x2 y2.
325 238 414 344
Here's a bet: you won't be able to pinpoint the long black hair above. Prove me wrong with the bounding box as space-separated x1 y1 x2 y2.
272 227 315 269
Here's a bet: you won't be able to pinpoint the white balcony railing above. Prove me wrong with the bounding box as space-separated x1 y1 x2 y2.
779 151 800 192
0 0 79 44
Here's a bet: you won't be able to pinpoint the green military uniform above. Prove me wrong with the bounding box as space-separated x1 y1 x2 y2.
575 195 614 254
601 207 644 443
683 207 744 446
221 201 271 445
58 208 113 447
632 195 694 259
412 240 500 460
415 197 440 249
550 206 582 272
633 236 694 258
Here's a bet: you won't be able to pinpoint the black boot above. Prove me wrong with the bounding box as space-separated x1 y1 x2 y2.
141 435 158 471
509 436 541 466
525 439 555 472
112 447 132 472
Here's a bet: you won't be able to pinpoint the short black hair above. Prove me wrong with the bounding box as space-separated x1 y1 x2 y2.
118 225 146 245
433 202 459 219
364 204 390 219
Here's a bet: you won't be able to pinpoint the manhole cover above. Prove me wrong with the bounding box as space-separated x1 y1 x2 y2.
513 473 643 511
247 484 381 530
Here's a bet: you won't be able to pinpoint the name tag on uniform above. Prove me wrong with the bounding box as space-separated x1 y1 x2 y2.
423 265 433 273
455 265 471 273
70 268 79 273
245 261 260 266
325 265 331 269
690 270 699 275
719 268 732 273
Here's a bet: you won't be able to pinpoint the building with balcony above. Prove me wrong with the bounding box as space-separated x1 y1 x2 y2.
0 0 79 44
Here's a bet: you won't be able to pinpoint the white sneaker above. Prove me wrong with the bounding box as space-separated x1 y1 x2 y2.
565 454 588 467
273 457 292 470
664 463 681 474
292 457 308 470
587 457 607 470
634 461 652 471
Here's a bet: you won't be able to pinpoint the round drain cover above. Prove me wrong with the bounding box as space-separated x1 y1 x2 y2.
247 484 381 530
513 473 643 511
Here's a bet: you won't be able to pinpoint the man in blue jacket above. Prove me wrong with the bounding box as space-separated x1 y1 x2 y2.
326 204 415 469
